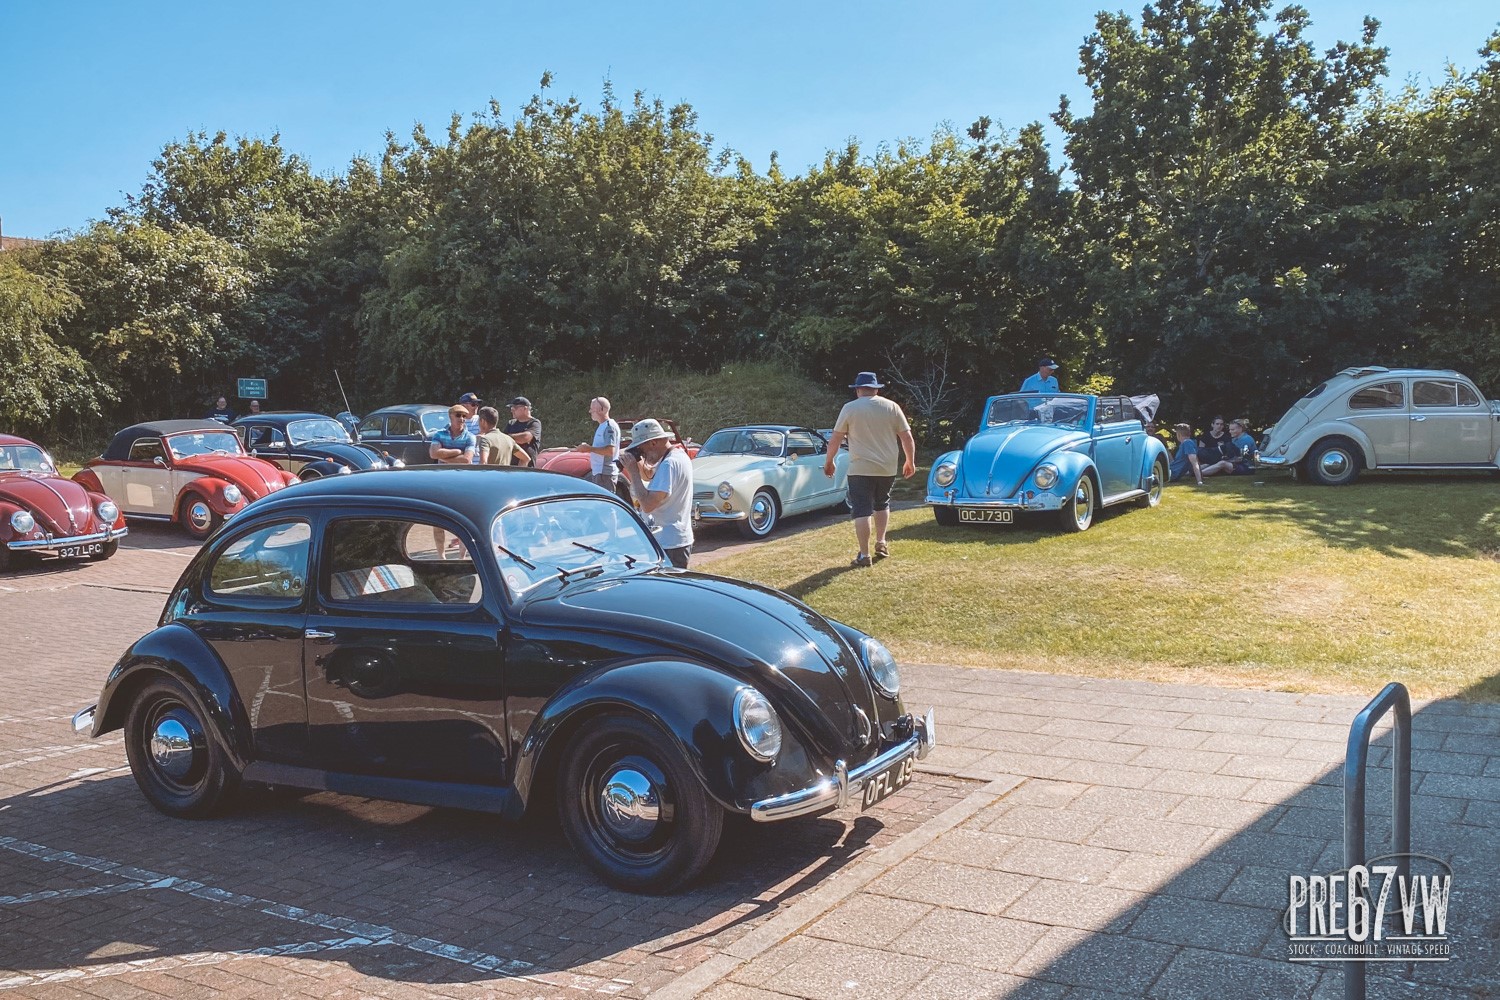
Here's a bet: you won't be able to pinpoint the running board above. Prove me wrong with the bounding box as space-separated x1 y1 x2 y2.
242 761 518 817
1100 488 1147 507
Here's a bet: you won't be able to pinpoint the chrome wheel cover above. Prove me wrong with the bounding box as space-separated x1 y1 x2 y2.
1319 449 1352 479
1071 479 1094 529
599 767 661 842
748 493 775 534
1147 466 1164 506
144 706 206 788
187 500 213 532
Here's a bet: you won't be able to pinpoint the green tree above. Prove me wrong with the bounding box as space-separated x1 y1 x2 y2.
0 252 106 433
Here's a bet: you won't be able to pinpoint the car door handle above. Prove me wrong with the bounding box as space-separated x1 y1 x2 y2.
1410 415 1426 422
304 628 336 641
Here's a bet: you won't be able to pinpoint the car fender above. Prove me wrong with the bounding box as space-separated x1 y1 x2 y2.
72 469 106 494
1287 421 1374 467
175 477 242 516
90 623 253 769
925 449 963 495
1140 436 1170 481
512 659 757 817
1046 449 1098 495
297 459 346 480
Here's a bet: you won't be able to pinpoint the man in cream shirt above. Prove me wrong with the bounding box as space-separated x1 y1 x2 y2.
824 372 916 567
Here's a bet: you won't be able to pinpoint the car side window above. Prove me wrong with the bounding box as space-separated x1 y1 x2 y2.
245 425 285 450
208 521 310 599
385 415 420 438
1413 380 1469 407
748 431 784 456
358 416 385 437
324 518 482 606
786 431 822 457
128 439 167 463
1457 383 1481 406
1348 381 1404 410
1096 399 1122 423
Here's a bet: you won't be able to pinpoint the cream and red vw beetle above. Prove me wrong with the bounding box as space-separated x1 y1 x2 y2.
74 420 299 539
1256 367 1500 485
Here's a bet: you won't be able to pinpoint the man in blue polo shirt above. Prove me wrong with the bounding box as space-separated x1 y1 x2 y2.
1020 358 1060 393
429 405 476 465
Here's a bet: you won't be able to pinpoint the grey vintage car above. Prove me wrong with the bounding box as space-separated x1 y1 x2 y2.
1257 367 1500 484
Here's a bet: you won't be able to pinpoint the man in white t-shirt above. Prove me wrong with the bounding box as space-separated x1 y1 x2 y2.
620 418 694 569
824 372 916 567
573 396 621 492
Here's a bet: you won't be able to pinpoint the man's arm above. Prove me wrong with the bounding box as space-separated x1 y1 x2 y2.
509 420 540 446
621 453 670 513
430 441 463 461
823 430 847 477
898 429 917 479
511 442 531 466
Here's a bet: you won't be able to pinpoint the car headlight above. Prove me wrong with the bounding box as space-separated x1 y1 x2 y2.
9 511 35 534
933 462 957 487
861 637 901 698
733 687 783 761
222 484 242 505
717 481 733 500
338 465 353 475
1033 464 1059 489
391 458 405 468
96 501 118 524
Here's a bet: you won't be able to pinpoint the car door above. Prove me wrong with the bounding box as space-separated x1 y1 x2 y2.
302 512 507 785
383 413 428 465
243 424 304 476
184 518 313 761
1410 379 1492 464
782 430 829 512
117 438 174 515
1090 398 1137 498
1343 380 1409 466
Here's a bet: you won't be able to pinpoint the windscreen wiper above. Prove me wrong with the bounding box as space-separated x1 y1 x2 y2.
494 543 536 569
572 540 638 568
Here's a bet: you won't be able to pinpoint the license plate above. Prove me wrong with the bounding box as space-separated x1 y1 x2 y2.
56 542 102 559
860 753 916 810
958 508 1014 523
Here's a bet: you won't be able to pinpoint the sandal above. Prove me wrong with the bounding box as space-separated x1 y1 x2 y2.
874 541 890 560
851 553 873 568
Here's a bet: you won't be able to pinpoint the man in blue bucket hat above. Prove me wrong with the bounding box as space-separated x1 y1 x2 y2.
824 372 916 567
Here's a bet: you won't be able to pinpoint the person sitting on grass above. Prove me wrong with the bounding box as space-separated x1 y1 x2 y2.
1196 416 1237 478
1169 423 1205 485
1228 418 1257 474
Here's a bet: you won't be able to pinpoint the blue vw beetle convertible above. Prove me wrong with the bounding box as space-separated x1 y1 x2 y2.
926 393 1169 532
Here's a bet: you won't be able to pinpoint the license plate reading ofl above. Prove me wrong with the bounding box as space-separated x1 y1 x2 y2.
958 508 1014 523
860 754 916 810
57 542 103 559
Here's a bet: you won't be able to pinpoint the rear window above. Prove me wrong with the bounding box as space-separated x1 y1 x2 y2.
1348 381 1404 410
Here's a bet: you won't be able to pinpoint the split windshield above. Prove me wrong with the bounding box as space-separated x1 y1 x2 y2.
985 395 1091 430
490 497 659 599
166 431 245 459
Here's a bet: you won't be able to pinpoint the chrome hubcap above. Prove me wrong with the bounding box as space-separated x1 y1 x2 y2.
598 767 660 842
1320 451 1351 477
150 716 198 781
187 501 212 532
1073 482 1092 526
749 495 774 532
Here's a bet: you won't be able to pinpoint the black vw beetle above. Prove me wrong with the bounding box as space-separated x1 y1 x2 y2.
72 469 935 892
231 411 403 479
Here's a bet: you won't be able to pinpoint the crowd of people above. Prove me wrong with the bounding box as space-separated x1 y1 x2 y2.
1147 416 1257 486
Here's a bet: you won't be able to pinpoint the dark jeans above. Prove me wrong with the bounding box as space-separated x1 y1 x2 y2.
589 472 618 491
846 474 896 518
664 546 691 569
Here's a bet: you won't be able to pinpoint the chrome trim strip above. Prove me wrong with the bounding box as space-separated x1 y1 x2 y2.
750 708 937 823
7 527 127 551
924 496 1025 509
1255 453 1290 467
692 509 748 522
72 706 95 735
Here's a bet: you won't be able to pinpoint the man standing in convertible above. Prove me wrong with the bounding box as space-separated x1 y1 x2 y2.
825 372 916 568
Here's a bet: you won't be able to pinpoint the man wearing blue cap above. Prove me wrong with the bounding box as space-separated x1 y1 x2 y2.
824 372 916 567
1020 358 1060 393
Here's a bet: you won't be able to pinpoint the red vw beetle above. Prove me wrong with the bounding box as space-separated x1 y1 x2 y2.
1 434 128 571
533 418 699 500
74 420 299 540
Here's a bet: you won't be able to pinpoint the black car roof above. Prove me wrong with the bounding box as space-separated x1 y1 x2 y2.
229 411 338 428
102 420 238 460
363 404 451 418
246 466 618 529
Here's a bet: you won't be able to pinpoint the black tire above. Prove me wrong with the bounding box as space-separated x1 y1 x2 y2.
1058 474 1096 533
932 506 960 527
178 493 222 541
123 676 240 818
1305 439 1362 486
1138 458 1168 509
558 715 723 893
88 540 119 561
736 488 780 540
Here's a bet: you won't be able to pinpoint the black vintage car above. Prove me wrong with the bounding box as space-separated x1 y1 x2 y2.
352 404 454 466
71 468 935 892
231 411 404 480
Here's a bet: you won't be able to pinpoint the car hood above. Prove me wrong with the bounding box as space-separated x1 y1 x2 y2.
296 442 383 468
691 454 782 484
0 474 100 535
961 425 1090 497
172 456 288 499
521 571 881 757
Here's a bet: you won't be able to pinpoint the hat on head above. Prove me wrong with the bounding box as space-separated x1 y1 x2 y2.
849 371 884 389
624 418 674 451
1038 357 1059 370
458 392 482 405
507 397 531 408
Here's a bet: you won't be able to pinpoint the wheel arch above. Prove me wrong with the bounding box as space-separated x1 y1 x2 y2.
1290 424 1375 469
92 624 253 770
71 469 106 494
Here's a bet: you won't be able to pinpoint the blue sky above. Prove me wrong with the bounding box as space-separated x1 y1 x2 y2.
2 1 1496 237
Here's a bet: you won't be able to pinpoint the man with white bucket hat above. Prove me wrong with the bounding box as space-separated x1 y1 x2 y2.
620 417 695 569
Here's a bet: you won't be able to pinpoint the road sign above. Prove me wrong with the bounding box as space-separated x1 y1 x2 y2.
237 378 267 400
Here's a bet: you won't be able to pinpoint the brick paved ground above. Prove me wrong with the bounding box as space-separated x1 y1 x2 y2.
3 528 1496 998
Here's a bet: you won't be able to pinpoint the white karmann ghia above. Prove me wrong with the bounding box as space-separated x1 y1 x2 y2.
691 426 850 538
1257 367 1500 485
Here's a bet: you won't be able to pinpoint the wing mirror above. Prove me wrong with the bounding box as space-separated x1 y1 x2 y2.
152 456 167 468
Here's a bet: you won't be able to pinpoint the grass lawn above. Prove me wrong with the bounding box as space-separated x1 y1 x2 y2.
709 474 1500 701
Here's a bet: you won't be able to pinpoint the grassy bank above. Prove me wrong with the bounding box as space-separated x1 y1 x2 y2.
707 475 1500 701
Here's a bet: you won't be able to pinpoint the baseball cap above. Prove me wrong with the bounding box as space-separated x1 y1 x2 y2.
507 397 531 408
458 392 482 405
1038 358 1058 370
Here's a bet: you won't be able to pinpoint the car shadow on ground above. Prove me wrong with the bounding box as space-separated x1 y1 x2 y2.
0 768 933 989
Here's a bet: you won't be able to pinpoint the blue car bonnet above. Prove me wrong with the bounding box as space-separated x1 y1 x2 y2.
961 425 1090 498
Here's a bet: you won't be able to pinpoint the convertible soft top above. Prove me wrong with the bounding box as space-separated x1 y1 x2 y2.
101 420 239 461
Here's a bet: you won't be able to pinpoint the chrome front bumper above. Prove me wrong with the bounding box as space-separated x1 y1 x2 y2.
692 504 747 522
72 705 96 736
1254 452 1291 467
926 492 1066 512
7 526 128 552
750 707 937 823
